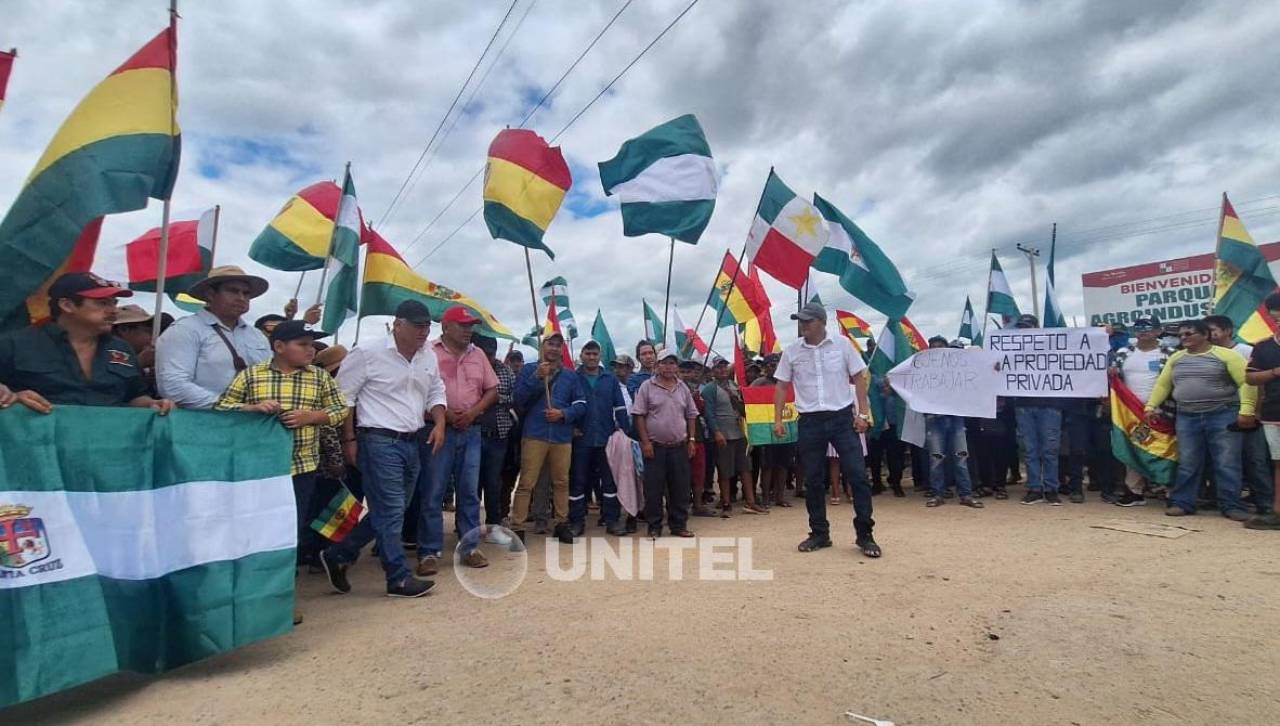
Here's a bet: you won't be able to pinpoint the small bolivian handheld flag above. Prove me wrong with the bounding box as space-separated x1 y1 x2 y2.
483 128 571 259
310 487 364 543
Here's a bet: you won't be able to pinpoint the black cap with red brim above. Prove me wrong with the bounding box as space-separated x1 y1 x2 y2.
48 272 132 300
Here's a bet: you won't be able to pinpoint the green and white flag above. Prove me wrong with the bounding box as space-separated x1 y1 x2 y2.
598 114 718 244
958 296 977 341
1043 237 1066 328
591 309 616 365
539 276 578 339
642 298 665 346
321 168 361 334
986 252 1021 320
811 194 914 320
0 406 296 708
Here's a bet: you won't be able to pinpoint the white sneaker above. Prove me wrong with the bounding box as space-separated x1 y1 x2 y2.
483 527 513 546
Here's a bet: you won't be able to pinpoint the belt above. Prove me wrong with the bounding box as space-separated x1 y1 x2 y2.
798 404 854 419
357 426 423 441
653 441 687 448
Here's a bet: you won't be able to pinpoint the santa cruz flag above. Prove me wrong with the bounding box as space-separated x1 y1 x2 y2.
0 406 297 707
745 170 829 289
598 114 718 244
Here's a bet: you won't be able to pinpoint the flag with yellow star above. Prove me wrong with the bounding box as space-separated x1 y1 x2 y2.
744 170 829 289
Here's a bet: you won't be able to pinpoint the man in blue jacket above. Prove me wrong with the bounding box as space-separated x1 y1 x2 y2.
510 332 587 538
569 340 631 538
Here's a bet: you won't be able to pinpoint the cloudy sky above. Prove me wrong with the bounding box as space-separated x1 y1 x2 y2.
4 0 1280 353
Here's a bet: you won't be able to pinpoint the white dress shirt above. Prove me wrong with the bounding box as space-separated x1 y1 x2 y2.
775 333 866 413
336 334 447 433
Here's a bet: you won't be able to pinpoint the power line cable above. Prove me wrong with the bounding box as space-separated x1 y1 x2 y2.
377 0 520 227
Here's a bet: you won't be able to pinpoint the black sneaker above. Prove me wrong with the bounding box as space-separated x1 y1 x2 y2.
319 549 351 594
1021 491 1045 505
1045 491 1064 506
1115 491 1147 507
1244 512 1280 530
797 534 833 552
387 577 435 598
1069 492 1085 504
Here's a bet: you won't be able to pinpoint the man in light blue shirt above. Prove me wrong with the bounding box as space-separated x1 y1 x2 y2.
156 266 272 409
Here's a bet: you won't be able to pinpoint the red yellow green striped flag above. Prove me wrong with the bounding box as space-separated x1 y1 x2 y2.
0 49 15 112
836 309 872 352
708 252 771 327
1213 193 1279 344
249 181 355 272
361 230 516 340
0 28 180 330
900 316 927 353
310 487 364 543
1109 372 1176 484
743 385 798 445
483 128 571 259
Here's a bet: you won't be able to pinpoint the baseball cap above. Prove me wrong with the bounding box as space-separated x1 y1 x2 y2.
270 320 330 344
581 340 601 352
678 359 701 370
544 331 565 343
394 300 432 324
658 351 680 362
441 306 481 325
613 353 635 367
712 356 729 367
48 272 132 301
255 313 287 331
1131 316 1160 332
1014 314 1040 329
113 304 154 325
790 302 827 322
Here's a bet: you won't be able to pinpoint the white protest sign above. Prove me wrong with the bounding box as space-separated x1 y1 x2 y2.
887 348 1001 418
986 327 1109 398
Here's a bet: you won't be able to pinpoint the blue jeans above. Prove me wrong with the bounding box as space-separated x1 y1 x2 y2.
1169 405 1243 514
479 435 508 525
797 406 873 540
425 426 482 556
1242 426 1274 513
571 441 620 527
926 416 972 498
326 434 422 584
1015 406 1062 492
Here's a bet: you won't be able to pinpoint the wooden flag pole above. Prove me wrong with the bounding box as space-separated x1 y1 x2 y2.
315 161 351 306
690 247 734 342
149 0 179 344
662 237 675 346
523 247 551 402
209 204 221 265
981 248 994 340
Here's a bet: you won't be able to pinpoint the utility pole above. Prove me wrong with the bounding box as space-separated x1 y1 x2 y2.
1016 243 1041 322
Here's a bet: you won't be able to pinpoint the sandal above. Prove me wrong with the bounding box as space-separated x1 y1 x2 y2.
993 489 1009 500
830 496 841 505
743 503 768 515
775 500 793 508
959 497 985 508
671 529 695 538
719 503 731 519
856 538 882 558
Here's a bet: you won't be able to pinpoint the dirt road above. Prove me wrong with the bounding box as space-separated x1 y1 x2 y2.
12 491 1280 725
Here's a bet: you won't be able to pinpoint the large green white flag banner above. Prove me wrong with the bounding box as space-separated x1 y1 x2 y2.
0 406 297 707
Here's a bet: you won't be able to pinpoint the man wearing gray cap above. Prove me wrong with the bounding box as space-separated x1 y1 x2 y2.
773 302 879 558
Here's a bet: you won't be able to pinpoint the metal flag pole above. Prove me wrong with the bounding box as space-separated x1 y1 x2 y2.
149 0 179 344
690 248 732 339
292 270 308 299
523 247 551 402
662 237 675 344
1016 242 1041 321
981 248 994 340
314 161 351 306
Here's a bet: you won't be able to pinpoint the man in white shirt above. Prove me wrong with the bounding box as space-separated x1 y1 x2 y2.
772 303 878 558
320 300 446 599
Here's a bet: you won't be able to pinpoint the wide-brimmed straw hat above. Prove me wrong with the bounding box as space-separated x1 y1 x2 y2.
188 265 269 302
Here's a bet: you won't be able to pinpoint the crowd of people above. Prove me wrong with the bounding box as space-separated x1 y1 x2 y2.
2 267 1278 616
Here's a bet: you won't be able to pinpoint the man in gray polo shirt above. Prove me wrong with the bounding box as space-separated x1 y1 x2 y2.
632 351 699 538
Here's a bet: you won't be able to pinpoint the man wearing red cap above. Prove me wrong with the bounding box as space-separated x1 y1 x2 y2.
421 305 499 572
0 273 173 414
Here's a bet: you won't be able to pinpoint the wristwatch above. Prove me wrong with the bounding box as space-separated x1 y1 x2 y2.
856 413 871 422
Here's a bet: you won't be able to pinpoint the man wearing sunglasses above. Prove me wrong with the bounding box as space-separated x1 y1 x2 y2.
1144 319 1256 520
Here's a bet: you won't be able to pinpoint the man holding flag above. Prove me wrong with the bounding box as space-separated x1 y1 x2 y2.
773 302 879 558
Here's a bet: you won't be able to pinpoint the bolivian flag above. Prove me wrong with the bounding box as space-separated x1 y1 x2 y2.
743 385 798 445
483 128 571 259
361 230 516 340
1109 372 1176 484
249 181 352 272
1213 193 1279 344
836 309 872 352
310 487 364 543
708 252 771 327
0 28 180 330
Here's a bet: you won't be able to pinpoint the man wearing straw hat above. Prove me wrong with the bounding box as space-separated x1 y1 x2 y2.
156 265 272 409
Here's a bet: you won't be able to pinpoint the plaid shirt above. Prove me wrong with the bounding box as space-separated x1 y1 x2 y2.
482 360 516 439
215 361 349 475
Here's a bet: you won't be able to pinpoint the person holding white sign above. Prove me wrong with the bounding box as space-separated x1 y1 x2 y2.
1007 315 1067 506
773 303 879 558
920 337 983 509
